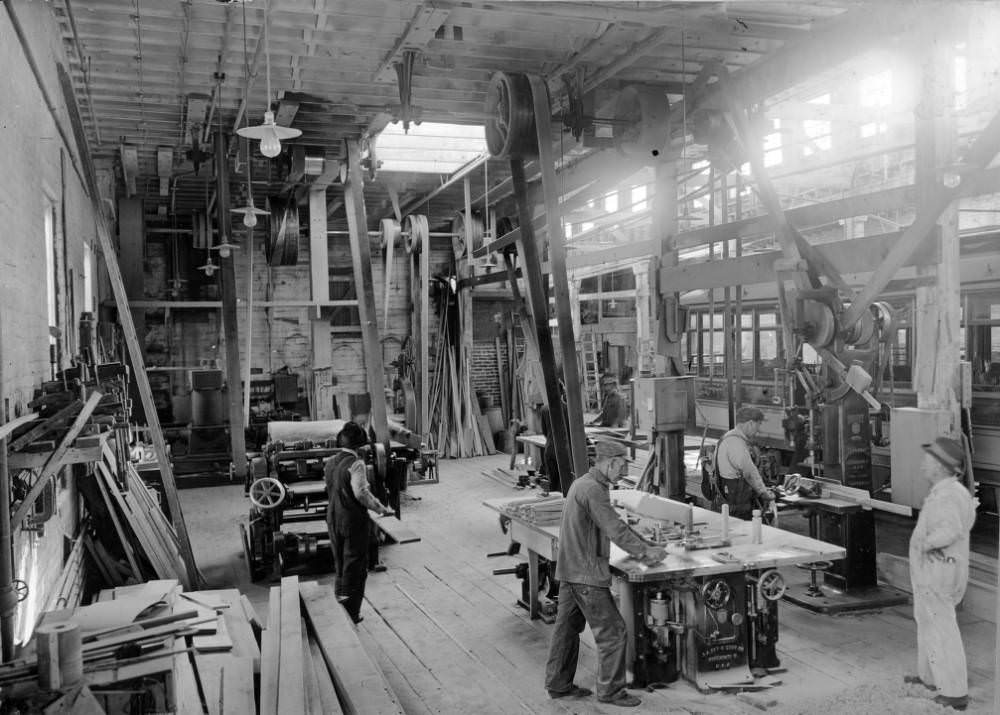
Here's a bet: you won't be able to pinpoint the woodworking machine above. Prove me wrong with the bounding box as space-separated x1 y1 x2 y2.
611 491 787 689
240 426 417 581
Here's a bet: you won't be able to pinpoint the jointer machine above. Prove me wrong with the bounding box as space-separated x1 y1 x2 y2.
485 490 845 690
240 419 434 580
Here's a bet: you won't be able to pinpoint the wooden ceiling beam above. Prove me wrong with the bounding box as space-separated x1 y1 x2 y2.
372 4 451 84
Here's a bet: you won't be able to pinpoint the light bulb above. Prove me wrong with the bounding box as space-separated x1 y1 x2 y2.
219 244 232 259
260 126 281 158
242 206 258 228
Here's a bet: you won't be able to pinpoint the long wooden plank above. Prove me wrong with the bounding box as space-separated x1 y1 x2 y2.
369 512 421 544
259 586 281 715
308 637 345 715
4 410 49 450
219 656 256 715
278 576 306 715
93 469 142 581
11 391 101 527
299 580 404 715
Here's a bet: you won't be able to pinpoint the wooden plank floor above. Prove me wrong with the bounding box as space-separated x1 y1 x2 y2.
182 453 998 714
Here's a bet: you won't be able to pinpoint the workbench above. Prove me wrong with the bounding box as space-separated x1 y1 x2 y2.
485 491 846 690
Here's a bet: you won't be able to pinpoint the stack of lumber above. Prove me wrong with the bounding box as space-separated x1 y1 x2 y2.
500 494 565 525
426 286 496 459
260 575 404 715
0 579 260 714
78 442 192 589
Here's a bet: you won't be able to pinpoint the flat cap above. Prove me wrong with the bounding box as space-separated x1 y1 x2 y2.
735 406 765 424
593 437 629 459
922 436 965 472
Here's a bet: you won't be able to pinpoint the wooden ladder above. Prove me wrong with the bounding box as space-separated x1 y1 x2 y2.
579 333 601 411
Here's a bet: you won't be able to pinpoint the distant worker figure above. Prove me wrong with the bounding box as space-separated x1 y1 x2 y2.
905 437 977 711
591 374 628 428
324 421 395 624
714 406 774 520
544 438 667 707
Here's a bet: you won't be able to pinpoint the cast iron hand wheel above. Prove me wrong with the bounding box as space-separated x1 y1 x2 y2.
249 477 287 510
756 569 787 601
701 578 732 609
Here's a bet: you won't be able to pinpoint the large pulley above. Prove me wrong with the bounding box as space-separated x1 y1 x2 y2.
450 210 486 258
485 72 537 159
265 195 300 267
613 85 670 160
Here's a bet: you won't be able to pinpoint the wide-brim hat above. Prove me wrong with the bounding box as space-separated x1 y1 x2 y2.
922 436 965 472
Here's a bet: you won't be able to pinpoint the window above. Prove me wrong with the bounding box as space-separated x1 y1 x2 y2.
763 119 782 167
83 242 95 313
604 191 619 213
803 94 832 156
631 184 647 213
882 298 913 384
966 290 1000 388
377 122 486 173
757 311 780 379
954 47 968 111
44 201 61 364
859 70 892 139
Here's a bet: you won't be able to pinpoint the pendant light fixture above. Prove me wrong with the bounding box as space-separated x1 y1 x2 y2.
236 0 300 158
232 0 270 229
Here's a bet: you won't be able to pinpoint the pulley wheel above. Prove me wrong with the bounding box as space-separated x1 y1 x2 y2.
266 195 300 267
404 214 429 254
380 218 401 251
249 477 287 510
756 569 787 601
485 72 537 159
192 212 210 250
801 299 836 349
840 305 875 347
613 85 671 160
450 210 485 258
870 301 896 343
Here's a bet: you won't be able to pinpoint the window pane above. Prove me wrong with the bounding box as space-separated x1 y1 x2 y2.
711 313 723 329
741 331 754 378
759 312 777 328
741 314 753 329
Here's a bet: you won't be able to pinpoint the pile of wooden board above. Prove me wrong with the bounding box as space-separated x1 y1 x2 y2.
78 442 192 590
260 575 404 715
0 579 260 714
500 494 565 525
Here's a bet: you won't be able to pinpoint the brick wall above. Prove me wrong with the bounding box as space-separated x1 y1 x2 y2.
3 5 99 644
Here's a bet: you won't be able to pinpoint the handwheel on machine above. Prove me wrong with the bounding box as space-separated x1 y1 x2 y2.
756 569 787 601
249 476 287 510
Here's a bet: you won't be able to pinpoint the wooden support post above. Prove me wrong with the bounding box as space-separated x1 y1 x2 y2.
342 138 390 446
419 216 430 437
527 75 589 482
912 37 960 423
309 185 334 420
653 160 683 376
0 310 15 662
214 131 247 482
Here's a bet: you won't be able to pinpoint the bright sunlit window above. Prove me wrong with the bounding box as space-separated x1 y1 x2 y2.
631 184 647 213
764 118 782 167
955 46 968 111
804 93 832 156
860 70 892 138
604 191 618 213
377 122 486 173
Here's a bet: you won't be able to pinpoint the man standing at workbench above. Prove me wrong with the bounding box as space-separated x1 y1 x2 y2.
324 421 395 624
544 438 667 707
905 437 977 711
715 406 775 520
591 374 629 427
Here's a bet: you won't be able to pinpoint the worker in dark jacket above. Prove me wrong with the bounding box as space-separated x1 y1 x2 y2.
592 375 629 427
324 421 394 624
715 406 774 519
544 438 667 707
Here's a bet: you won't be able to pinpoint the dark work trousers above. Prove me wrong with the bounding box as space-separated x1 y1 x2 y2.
330 519 370 622
544 582 628 701
720 475 756 520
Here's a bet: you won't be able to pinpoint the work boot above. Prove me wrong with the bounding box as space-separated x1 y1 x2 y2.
902 675 936 691
547 685 592 699
933 694 968 711
597 690 641 707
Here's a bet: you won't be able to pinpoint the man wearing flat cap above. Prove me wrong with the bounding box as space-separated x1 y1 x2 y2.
544 437 667 707
591 374 629 428
713 406 774 519
905 437 977 711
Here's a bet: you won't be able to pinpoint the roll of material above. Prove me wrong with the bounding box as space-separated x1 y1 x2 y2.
36 621 83 690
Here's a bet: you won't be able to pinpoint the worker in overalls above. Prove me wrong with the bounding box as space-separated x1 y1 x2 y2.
715 406 774 520
544 438 667 707
905 437 977 711
592 374 629 428
324 421 395 624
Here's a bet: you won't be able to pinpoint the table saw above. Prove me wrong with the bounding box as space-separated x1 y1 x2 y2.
484 490 846 691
